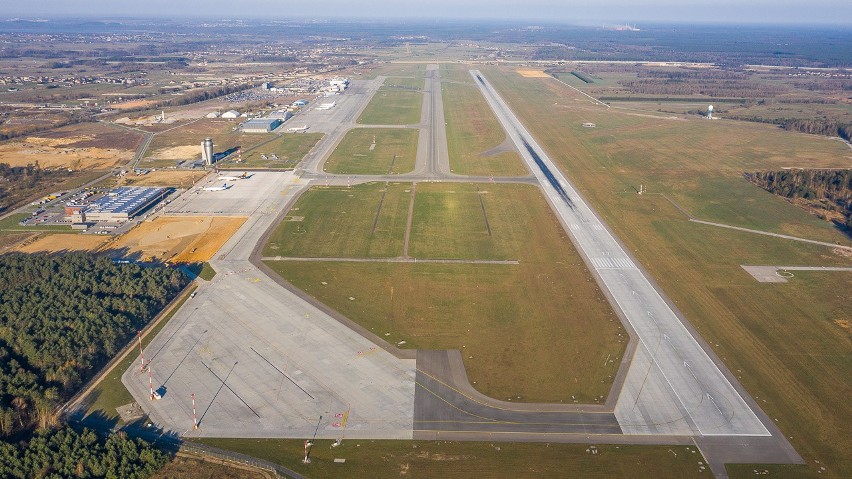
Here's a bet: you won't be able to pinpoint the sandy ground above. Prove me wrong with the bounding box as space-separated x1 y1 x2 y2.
148 144 199 160
516 70 551 78
117 170 208 187
111 99 158 110
0 136 132 169
15 233 107 253
105 216 245 263
115 116 179 127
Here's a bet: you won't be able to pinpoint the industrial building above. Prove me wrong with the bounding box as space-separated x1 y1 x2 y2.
242 118 282 133
84 186 165 222
268 110 293 120
221 110 241 119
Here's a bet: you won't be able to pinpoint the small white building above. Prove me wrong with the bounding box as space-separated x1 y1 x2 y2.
205 111 220 118
221 110 240 119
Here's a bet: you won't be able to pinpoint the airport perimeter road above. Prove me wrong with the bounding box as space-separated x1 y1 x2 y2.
471 71 774 439
122 172 417 440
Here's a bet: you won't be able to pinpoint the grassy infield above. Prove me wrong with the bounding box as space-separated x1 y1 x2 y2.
85 64 850 477
323 76 424 175
224 133 323 169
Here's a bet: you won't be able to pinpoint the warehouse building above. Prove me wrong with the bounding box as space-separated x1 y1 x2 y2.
85 186 165 222
242 118 283 133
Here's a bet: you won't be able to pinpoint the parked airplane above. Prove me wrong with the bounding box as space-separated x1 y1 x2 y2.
287 125 309 132
202 183 232 191
218 172 251 181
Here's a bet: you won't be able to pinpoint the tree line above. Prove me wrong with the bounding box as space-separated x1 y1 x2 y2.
0 253 188 437
745 169 852 230
727 116 852 141
0 426 167 479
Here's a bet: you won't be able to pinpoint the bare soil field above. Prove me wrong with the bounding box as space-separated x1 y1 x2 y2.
111 99 158 110
116 170 207 188
106 216 245 262
15 233 106 253
148 144 201 160
0 138 131 169
516 69 551 78
0 122 141 169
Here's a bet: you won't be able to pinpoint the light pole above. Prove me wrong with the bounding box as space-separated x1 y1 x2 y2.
303 415 322 464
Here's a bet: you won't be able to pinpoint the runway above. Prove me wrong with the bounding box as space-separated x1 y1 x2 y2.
471 70 801 469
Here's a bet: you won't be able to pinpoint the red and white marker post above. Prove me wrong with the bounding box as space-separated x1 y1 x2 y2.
137 330 145 371
148 369 154 400
191 393 198 430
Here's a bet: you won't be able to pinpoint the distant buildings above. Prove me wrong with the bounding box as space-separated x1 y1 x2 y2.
221 110 240 119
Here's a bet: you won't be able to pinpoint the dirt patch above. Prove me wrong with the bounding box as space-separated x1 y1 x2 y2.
105 216 245 262
0 231 36 252
111 99 158 110
834 319 851 332
15 233 107 253
117 170 207 187
0 136 132 169
149 144 199 160
516 69 551 78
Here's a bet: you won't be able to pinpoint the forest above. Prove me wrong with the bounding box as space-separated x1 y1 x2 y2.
0 425 168 479
745 169 852 230
0 253 188 437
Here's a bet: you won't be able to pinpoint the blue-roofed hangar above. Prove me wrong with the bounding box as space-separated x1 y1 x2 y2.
85 186 165 222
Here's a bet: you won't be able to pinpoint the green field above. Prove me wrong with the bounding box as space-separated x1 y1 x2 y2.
358 89 423 125
219 133 323 169
265 182 623 402
441 77 527 176
363 63 428 80
484 66 852 478
323 128 418 175
263 182 410 258
409 183 524 259
198 439 711 479
383 75 424 90
0 213 73 232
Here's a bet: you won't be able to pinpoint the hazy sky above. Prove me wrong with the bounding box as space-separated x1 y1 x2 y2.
4 1 852 25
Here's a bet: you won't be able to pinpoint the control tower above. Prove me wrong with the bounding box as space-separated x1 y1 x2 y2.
201 138 214 165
